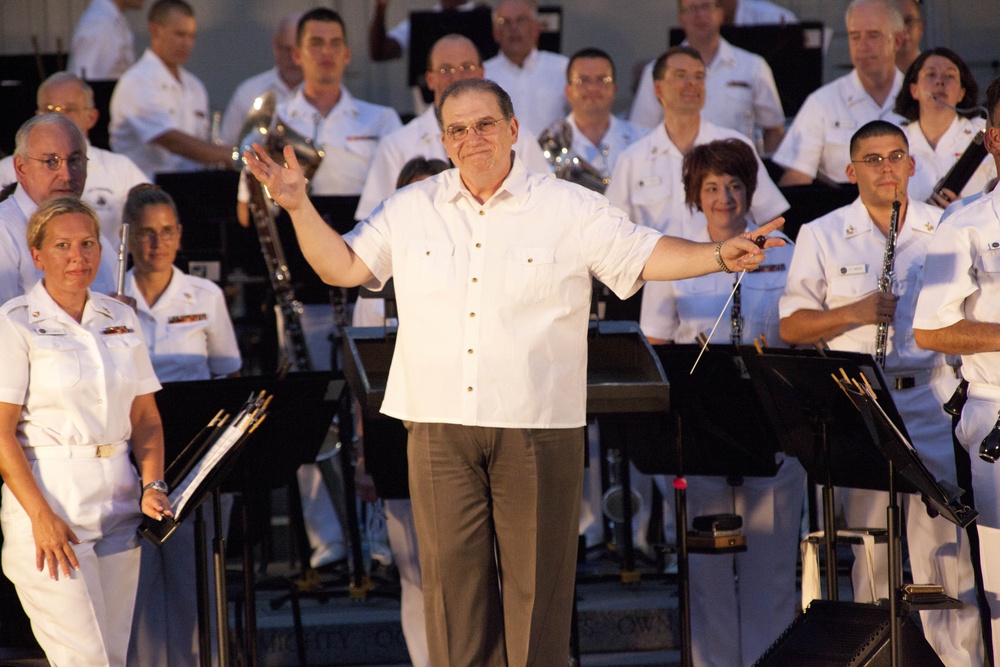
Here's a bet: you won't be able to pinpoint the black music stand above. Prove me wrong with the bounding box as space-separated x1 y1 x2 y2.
150 373 342 667
623 343 781 667
741 348 915 602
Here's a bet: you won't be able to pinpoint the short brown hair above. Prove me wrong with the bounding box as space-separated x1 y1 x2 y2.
27 197 100 250
682 139 758 211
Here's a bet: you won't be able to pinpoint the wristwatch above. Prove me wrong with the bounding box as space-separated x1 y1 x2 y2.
143 480 169 495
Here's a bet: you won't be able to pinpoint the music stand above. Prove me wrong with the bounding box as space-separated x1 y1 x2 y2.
623 343 782 667
150 373 342 667
740 348 917 603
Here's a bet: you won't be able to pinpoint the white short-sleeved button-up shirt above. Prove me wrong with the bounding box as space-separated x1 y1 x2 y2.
779 197 945 374
67 0 135 80
219 68 298 148
354 106 552 219
0 282 161 449
605 120 788 237
913 188 1000 387
554 114 650 183
127 266 241 383
0 144 148 242
629 39 785 140
277 87 402 197
483 48 569 136
640 222 793 344
109 49 212 178
904 115 996 204
734 0 798 25
773 69 905 184
344 158 661 428
0 188 119 307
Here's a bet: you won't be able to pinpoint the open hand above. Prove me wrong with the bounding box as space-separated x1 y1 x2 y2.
242 143 308 213
33 510 80 580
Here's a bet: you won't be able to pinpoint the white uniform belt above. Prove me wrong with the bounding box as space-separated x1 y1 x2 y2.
968 382 1000 403
22 442 127 460
887 366 955 391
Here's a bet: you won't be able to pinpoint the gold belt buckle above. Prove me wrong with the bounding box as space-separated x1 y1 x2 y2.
95 444 114 458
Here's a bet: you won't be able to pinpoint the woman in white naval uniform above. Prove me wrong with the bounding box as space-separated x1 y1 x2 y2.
895 48 996 207
122 185 242 666
639 139 804 667
0 197 169 667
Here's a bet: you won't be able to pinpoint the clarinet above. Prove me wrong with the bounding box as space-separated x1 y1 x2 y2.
928 130 987 204
874 200 901 369
245 171 313 372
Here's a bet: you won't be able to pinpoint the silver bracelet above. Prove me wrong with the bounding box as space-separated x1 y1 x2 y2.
714 241 733 274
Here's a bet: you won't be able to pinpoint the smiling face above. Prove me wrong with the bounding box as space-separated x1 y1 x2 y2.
440 88 518 187
654 52 706 116
910 54 965 112
130 203 182 275
699 171 747 229
492 0 541 64
847 132 914 208
31 212 102 298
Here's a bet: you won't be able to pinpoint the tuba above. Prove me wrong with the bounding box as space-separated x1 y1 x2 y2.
238 91 325 372
538 119 611 193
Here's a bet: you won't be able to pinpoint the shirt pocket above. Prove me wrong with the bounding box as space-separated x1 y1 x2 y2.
827 271 875 308
505 247 556 305
31 336 81 388
630 175 672 208
405 242 455 295
163 319 209 355
979 250 1000 274
103 333 143 382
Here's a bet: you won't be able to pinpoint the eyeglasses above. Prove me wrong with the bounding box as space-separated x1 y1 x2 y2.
444 118 506 142
851 150 909 168
136 227 180 243
430 64 480 76
39 104 92 115
570 76 614 87
495 15 535 28
23 154 88 171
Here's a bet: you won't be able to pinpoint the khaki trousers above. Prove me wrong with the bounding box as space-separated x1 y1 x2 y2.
405 422 584 667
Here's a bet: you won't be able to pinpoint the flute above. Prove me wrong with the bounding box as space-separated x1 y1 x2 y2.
116 223 130 295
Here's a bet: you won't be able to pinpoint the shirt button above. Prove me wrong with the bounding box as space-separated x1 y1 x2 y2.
471 277 478 283
98 399 104 404
479 210 485 216
467 348 474 354
469 312 476 318
467 386 473 392
527 258 533 263
475 243 482 248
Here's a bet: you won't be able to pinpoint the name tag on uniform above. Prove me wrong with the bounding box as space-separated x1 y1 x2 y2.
637 175 661 188
101 326 135 335
34 327 67 336
833 120 857 130
346 135 379 141
757 263 786 273
726 80 751 88
839 264 867 275
168 313 207 324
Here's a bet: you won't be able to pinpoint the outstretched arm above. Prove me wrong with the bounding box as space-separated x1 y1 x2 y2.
243 143 375 288
641 216 786 281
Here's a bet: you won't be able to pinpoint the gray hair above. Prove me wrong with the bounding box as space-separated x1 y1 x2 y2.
36 72 95 110
14 114 86 157
436 79 516 130
845 0 904 34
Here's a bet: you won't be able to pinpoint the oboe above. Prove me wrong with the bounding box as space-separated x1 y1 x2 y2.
874 200 900 368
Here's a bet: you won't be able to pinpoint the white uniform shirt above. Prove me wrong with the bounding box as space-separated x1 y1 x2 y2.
0 282 160 449
0 188 118 306
0 144 147 242
733 0 799 25
67 0 135 80
779 197 945 375
277 87 401 197
640 222 792 343
109 49 212 178
556 114 649 182
629 39 785 140
605 120 788 236
913 188 1000 387
344 158 661 428
773 69 905 184
904 116 996 204
219 68 298 148
483 48 569 136
355 106 551 219
126 266 241 383
387 1 478 53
